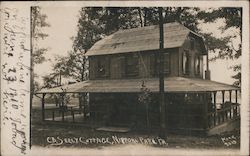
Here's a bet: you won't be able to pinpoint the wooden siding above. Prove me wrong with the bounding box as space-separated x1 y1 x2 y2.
89 48 179 80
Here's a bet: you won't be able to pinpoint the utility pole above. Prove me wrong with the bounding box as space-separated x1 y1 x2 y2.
158 7 166 137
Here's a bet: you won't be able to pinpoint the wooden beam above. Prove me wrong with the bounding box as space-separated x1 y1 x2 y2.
41 93 46 121
235 90 238 103
222 91 225 104
222 91 225 122
83 93 87 118
204 92 208 130
229 90 232 103
213 92 217 126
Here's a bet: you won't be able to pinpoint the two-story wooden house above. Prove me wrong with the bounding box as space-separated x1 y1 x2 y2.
37 22 240 135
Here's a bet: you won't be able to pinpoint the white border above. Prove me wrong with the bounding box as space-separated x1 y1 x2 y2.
0 1 249 156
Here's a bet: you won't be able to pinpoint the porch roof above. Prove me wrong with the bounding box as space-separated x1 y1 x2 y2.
36 77 239 94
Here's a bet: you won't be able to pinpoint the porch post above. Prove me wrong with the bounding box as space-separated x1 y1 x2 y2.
213 91 217 126
42 93 46 121
235 90 238 116
229 90 232 119
229 90 232 103
222 91 225 122
204 92 208 130
222 91 225 104
61 93 65 121
83 93 87 118
235 90 238 103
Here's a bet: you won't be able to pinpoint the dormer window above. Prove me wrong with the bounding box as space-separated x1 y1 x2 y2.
182 50 190 75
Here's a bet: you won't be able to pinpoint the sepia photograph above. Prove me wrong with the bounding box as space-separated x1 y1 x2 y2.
32 5 241 150
1 1 249 156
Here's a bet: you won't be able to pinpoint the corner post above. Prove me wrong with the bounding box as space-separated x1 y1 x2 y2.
213 91 217 126
235 90 238 103
204 92 208 130
222 91 225 122
229 90 232 103
42 93 46 121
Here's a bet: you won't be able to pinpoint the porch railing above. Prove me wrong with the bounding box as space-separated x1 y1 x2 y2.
43 107 87 123
207 103 240 129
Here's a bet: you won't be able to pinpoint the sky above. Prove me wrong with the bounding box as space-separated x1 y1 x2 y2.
35 7 240 86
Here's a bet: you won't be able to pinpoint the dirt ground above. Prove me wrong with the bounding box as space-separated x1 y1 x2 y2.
31 108 240 150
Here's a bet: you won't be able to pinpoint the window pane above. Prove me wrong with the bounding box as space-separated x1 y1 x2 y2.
97 56 109 78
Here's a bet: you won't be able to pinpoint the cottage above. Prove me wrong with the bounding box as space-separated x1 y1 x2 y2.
36 22 240 135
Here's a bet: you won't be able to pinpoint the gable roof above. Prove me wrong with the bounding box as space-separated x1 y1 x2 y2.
86 22 206 56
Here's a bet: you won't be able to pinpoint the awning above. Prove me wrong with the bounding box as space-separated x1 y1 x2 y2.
36 77 239 94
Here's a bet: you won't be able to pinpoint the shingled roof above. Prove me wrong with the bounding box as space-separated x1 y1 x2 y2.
86 22 206 56
37 77 239 94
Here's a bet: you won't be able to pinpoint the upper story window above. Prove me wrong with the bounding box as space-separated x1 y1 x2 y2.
97 56 110 78
190 37 195 50
195 54 201 75
182 50 190 75
150 52 170 76
163 53 170 74
125 54 139 77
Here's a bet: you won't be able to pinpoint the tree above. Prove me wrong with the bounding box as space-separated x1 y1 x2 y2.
52 50 88 82
31 6 50 64
197 8 242 86
42 73 58 89
73 7 200 53
70 7 241 86
31 6 50 95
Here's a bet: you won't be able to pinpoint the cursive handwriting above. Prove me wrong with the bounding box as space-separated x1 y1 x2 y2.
1 7 30 155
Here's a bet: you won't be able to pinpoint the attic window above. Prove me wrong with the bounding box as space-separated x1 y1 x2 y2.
182 50 190 75
125 54 139 77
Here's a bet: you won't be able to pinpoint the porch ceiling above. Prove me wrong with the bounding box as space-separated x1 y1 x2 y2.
36 77 239 94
